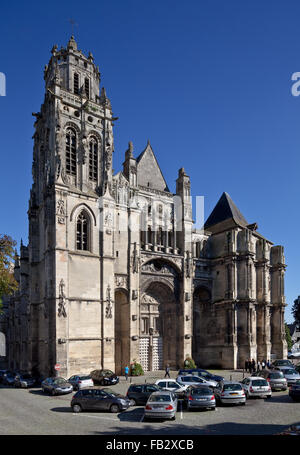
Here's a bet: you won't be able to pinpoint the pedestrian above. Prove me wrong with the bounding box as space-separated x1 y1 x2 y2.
245 359 249 372
251 359 256 373
267 359 270 369
124 365 129 381
248 359 252 375
164 364 170 378
257 360 261 372
261 359 266 370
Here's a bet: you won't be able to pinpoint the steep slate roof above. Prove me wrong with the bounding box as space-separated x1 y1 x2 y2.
204 192 249 230
136 141 170 192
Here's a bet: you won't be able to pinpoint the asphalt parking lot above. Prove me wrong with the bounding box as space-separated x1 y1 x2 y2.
0 368 300 435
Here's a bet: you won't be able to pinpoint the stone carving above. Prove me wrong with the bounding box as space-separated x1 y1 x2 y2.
115 275 127 289
186 251 191 278
105 285 113 319
132 242 139 273
56 199 65 224
58 279 67 317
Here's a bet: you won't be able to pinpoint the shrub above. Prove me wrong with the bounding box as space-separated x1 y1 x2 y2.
130 361 144 376
183 357 196 369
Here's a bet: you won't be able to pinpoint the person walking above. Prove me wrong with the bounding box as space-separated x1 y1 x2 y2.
124 365 129 381
267 359 270 369
248 359 252 375
164 364 170 378
251 359 256 374
245 359 249 372
257 360 261 372
261 359 266 370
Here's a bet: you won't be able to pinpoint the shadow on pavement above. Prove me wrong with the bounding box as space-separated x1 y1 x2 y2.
91 421 299 436
50 407 73 413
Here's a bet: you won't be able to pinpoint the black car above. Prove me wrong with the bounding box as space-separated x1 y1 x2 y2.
289 379 300 401
178 368 224 383
0 370 9 384
71 387 130 413
14 373 36 388
126 383 161 405
2 371 17 386
90 369 119 386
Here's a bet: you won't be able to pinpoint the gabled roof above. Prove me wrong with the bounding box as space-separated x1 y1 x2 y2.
204 192 249 230
136 141 170 192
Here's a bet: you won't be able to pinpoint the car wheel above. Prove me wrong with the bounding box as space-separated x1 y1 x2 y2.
110 404 120 413
72 404 82 413
266 395 272 399
51 389 56 396
130 399 137 406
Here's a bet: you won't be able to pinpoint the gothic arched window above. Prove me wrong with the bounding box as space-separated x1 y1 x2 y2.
74 73 79 94
76 211 90 251
89 136 98 182
66 128 77 176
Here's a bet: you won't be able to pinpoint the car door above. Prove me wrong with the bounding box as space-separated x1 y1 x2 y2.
79 389 95 410
157 381 167 390
93 389 112 410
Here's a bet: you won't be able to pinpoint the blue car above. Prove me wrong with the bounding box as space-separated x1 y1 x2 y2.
178 368 224 383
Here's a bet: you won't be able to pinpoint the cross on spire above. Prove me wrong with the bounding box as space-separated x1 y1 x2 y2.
68 18 78 36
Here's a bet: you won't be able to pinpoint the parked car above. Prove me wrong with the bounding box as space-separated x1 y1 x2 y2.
14 373 36 388
185 385 216 411
178 368 224 383
126 383 161 406
71 387 130 413
252 369 287 391
214 381 246 406
0 370 9 384
289 379 300 401
90 369 119 386
275 367 300 386
155 379 188 397
271 359 294 369
144 391 177 421
288 351 300 359
176 374 218 388
2 371 17 386
41 377 73 395
68 374 94 390
240 377 272 399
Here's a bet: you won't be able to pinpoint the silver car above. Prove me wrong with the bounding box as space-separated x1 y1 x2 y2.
185 385 216 411
276 367 300 386
68 374 94 390
214 381 246 405
177 374 217 388
41 377 73 395
144 391 177 421
241 377 272 399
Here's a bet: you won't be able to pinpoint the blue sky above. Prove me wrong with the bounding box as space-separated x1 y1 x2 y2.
0 0 299 322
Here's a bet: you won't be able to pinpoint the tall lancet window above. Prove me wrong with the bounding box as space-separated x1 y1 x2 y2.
89 136 98 182
84 77 90 98
76 211 90 251
74 73 79 94
66 128 77 176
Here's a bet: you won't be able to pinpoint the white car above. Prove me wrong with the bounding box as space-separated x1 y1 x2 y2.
68 374 94 390
176 374 218 388
155 379 188 397
240 376 272 399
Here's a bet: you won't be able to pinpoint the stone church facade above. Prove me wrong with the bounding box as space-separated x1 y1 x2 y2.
7 37 287 377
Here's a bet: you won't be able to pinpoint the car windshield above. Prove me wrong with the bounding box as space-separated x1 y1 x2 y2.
269 372 284 379
284 369 297 375
191 388 211 396
102 388 116 395
252 379 268 386
54 378 67 385
276 360 291 365
78 375 91 380
223 384 242 391
104 370 113 375
149 394 171 402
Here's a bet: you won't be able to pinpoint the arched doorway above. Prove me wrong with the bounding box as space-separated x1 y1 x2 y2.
139 281 179 371
114 289 130 376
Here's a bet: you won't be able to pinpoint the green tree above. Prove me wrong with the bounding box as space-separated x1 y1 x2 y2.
292 296 300 326
0 235 18 310
285 323 293 351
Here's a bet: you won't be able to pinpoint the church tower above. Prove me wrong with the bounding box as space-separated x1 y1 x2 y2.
27 36 116 377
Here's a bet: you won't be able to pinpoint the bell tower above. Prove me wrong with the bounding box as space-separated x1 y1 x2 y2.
27 36 117 377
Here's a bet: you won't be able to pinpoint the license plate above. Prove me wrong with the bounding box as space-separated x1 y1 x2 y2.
230 393 238 396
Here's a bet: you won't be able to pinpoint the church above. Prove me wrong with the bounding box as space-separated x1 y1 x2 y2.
7 37 287 377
